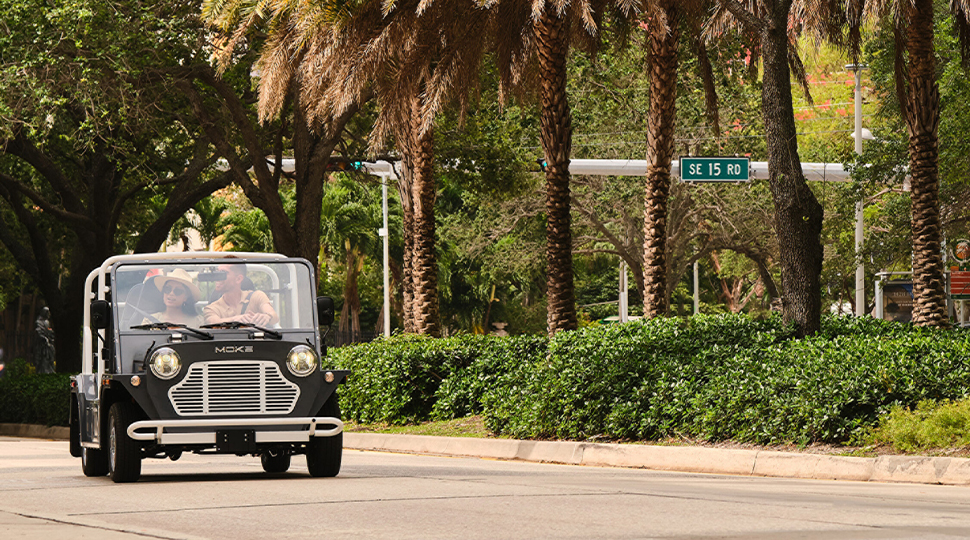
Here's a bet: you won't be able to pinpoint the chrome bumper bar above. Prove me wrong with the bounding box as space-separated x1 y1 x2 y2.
127 416 343 444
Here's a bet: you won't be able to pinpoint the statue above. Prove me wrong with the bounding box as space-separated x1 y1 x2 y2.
34 307 55 374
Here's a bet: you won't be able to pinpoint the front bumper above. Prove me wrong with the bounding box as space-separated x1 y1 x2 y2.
127 416 343 445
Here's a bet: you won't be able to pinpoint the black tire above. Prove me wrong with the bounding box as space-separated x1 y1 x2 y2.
81 446 108 477
306 394 342 478
108 402 142 483
261 452 291 473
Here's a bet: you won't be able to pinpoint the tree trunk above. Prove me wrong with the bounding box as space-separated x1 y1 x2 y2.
410 123 441 337
643 2 680 318
760 3 823 337
396 103 417 334
339 248 362 336
50 274 85 374
905 0 947 327
291 96 328 271
536 8 577 335
400 200 416 333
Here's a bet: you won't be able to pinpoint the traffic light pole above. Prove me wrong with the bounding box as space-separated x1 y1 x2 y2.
847 63 868 316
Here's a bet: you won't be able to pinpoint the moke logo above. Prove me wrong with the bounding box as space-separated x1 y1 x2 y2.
215 345 254 354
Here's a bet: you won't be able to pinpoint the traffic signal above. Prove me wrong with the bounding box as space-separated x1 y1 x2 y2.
325 159 363 171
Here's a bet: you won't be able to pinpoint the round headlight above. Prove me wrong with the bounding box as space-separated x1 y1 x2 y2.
286 345 318 377
150 348 181 380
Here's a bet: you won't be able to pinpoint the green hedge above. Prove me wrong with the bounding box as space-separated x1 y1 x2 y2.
328 315 970 444
326 333 546 423
0 359 72 426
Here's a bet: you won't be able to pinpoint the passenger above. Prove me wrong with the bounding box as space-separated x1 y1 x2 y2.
145 269 203 327
203 264 279 326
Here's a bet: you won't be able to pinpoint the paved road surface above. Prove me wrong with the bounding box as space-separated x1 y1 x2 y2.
2 436 970 539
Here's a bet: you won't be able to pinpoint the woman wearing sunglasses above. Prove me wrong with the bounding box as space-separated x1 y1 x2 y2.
143 268 203 327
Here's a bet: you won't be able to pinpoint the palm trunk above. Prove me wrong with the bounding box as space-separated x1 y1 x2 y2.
536 8 577 335
905 0 947 327
760 4 823 337
340 249 362 336
410 116 441 337
643 3 680 318
397 114 416 333
400 199 415 333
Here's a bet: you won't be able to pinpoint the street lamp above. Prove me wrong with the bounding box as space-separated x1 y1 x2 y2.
846 63 870 316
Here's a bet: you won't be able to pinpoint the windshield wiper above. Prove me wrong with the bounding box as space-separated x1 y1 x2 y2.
130 322 214 340
199 321 283 340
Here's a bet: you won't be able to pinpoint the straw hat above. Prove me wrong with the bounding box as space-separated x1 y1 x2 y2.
152 269 202 301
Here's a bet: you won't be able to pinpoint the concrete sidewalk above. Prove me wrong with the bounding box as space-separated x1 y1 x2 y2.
4 423 968 486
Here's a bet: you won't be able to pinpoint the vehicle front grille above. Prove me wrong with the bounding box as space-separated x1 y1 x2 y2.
168 361 301 416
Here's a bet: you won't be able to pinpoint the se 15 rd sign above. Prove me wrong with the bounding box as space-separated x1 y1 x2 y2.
680 157 750 182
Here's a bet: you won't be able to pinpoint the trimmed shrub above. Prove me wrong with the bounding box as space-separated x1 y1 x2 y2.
490 315 970 444
0 359 73 426
326 334 546 424
327 315 970 445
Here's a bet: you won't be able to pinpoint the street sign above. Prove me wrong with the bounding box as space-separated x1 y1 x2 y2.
953 239 970 264
680 157 750 182
951 239 970 299
952 271 970 299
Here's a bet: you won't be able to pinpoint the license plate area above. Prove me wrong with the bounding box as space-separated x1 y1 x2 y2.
216 429 256 453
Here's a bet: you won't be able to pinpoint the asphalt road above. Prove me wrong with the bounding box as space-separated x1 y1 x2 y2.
2 436 970 539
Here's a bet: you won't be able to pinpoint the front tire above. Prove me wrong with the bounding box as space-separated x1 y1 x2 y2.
108 402 142 483
306 394 342 478
81 446 108 477
261 452 291 473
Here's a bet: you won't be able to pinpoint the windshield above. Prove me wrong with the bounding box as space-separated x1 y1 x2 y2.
114 260 315 332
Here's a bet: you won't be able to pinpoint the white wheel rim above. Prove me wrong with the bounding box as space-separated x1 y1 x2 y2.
109 423 117 472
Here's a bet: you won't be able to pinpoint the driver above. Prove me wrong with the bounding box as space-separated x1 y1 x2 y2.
203 264 279 326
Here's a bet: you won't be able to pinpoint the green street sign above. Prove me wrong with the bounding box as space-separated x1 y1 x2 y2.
680 157 750 182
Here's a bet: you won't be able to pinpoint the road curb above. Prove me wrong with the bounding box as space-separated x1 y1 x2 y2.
344 433 970 486
0 423 69 440
5 423 968 485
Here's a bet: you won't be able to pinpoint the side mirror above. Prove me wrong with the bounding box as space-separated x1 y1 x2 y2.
316 296 335 327
91 300 110 330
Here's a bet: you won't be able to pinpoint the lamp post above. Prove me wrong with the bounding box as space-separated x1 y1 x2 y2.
619 260 628 322
380 173 391 337
846 63 869 316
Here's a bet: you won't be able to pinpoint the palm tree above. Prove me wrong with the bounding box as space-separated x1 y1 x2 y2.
863 0 950 327
210 0 492 336
899 0 947 326
320 176 380 337
221 207 275 252
791 0 965 327
490 0 631 333
641 0 722 318
169 195 232 250
199 0 369 271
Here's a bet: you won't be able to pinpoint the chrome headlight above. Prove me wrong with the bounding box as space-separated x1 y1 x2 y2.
286 345 318 377
150 348 181 380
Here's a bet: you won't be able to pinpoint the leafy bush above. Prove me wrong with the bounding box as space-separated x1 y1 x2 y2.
486 314 792 440
0 359 72 426
326 334 546 424
328 314 970 445
866 398 970 452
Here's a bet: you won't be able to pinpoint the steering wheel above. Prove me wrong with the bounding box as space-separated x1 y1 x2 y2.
124 303 160 327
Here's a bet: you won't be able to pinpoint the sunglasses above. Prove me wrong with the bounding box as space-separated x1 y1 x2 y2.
162 284 188 296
